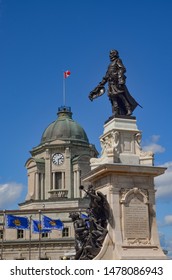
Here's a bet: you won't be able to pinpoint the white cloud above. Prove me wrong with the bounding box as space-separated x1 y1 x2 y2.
164 215 172 226
0 182 23 209
142 135 171 200
142 135 165 154
155 161 172 200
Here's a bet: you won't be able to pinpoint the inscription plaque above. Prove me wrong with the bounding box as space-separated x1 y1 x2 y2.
123 196 150 239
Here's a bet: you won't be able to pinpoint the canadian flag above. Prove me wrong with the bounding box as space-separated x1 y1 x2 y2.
64 70 71 78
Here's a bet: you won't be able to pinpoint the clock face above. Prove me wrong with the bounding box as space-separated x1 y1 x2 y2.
52 153 64 165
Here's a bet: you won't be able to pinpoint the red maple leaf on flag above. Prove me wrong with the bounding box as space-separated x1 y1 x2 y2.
64 70 71 78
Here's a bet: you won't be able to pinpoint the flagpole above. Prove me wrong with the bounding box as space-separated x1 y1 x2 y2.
38 210 41 260
63 70 71 107
1 210 5 260
29 215 32 260
63 72 66 106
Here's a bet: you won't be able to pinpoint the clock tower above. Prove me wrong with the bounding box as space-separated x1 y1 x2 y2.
20 106 98 210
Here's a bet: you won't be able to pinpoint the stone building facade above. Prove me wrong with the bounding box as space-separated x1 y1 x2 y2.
0 106 98 260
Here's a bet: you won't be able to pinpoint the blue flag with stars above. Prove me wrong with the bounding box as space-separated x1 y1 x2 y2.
32 220 51 233
42 215 64 230
6 215 29 230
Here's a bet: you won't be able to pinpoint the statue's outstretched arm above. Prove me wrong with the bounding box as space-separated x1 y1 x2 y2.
99 71 109 87
89 70 108 101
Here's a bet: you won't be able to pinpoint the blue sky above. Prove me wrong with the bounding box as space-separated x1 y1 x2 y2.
0 0 172 258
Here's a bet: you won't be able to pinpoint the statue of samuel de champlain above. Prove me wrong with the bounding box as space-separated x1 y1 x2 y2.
89 50 141 117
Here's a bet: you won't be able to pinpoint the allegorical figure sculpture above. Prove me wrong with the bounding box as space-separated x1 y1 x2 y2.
69 185 110 260
69 212 89 260
89 50 141 116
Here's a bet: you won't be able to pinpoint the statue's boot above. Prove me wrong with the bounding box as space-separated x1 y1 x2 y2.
126 107 132 116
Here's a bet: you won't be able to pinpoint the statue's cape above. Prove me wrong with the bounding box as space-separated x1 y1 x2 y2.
123 85 142 111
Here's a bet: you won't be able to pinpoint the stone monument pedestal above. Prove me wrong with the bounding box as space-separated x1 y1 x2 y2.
83 117 167 259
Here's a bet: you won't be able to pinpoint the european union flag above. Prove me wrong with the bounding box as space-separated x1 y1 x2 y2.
6 215 29 230
42 215 64 230
32 220 51 233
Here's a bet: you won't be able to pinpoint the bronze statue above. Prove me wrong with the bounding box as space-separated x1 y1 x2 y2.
69 185 110 260
89 50 141 116
69 212 89 260
83 185 109 228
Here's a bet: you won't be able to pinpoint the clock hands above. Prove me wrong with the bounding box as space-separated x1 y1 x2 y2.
52 153 64 165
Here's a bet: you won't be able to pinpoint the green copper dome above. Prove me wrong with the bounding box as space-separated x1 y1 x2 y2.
41 106 89 144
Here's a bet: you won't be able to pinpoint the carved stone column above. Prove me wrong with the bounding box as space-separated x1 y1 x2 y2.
35 172 39 200
45 148 51 199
